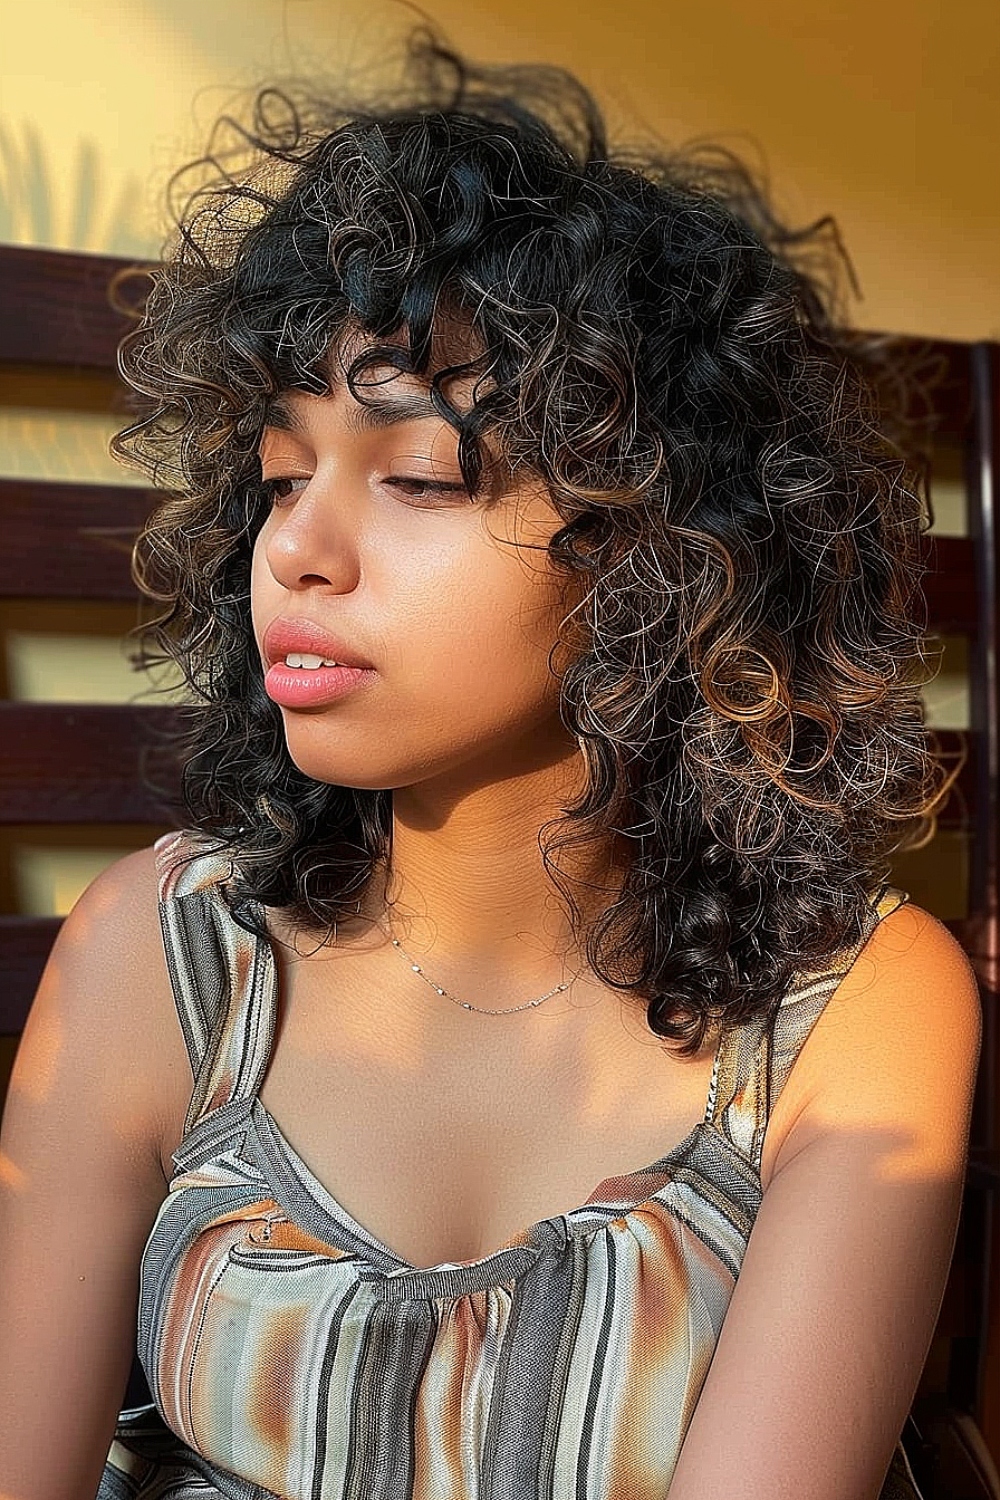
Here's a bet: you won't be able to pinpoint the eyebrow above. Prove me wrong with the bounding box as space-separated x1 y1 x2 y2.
264 390 448 437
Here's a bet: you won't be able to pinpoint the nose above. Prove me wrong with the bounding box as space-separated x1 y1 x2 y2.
261 471 362 594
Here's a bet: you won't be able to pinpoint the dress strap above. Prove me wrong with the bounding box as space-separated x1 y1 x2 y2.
707 884 911 1174
154 828 278 1138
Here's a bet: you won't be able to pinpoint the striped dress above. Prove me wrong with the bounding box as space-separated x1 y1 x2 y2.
98 828 925 1500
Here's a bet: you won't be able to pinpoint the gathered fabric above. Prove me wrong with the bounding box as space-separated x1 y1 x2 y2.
98 828 921 1500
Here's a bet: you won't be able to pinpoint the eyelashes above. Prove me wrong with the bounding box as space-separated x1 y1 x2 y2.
257 475 473 507
256 477 304 507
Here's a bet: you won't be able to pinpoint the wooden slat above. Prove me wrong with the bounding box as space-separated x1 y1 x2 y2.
0 711 974 826
923 534 975 632
0 485 977 617
967 1147 1000 1191
0 863 982 1038
0 478 160 599
0 703 184 822
0 245 154 372
0 245 974 439
0 915 61 1031
966 343 1000 1432
967 344 1000 955
843 330 975 445
932 729 976 826
955 341 1000 1435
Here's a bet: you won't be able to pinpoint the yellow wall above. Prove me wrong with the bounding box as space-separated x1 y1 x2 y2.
0 0 989 925
1 4 993 1422
1 0 998 341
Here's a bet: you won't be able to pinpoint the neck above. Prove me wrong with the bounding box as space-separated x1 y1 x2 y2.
354 730 628 1003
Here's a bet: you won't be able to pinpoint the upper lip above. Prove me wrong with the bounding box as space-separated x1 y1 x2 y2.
263 617 376 670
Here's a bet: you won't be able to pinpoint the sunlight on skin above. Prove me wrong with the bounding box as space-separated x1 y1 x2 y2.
251 318 624 979
766 903 982 1186
6 995 62 1107
2 872 161 1192
0 1151 27 1193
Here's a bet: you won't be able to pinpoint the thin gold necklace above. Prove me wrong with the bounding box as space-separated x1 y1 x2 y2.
374 917 583 1016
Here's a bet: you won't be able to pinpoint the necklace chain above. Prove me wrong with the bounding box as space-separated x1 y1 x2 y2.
374 919 579 1015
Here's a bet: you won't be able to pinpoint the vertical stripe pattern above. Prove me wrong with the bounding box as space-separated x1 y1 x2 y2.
97 828 923 1500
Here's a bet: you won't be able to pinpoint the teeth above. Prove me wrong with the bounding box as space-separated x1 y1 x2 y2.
284 652 342 669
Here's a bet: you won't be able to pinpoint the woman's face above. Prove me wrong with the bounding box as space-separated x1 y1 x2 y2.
250 328 585 795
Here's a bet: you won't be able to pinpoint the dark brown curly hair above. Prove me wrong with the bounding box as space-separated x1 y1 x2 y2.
110 22 951 1056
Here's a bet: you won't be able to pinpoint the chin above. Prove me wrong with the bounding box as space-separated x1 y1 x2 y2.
280 745 396 793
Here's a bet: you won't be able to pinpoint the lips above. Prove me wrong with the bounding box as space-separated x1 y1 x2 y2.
262 617 375 671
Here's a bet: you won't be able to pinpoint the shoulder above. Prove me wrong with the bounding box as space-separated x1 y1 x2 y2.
45 840 194 1181
0 845 190 1483
763 899 982 1189
67 830 222 927
667 903 982 1499
50 842 162 985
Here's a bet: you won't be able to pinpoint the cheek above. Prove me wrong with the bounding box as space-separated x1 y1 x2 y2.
394 556 569 724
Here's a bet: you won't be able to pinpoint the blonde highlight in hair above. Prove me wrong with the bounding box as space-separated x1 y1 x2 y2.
111 23 952 1055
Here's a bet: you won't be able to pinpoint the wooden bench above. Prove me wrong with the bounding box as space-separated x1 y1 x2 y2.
0 241 997 1491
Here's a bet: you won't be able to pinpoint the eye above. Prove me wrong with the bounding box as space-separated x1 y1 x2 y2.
257 473 474 510
384 476 471 502
258 476 308 508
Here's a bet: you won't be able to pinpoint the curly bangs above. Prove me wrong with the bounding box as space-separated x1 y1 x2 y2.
111 26 949 1055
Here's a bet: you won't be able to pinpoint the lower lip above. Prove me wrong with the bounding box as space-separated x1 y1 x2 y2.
264 662 376 708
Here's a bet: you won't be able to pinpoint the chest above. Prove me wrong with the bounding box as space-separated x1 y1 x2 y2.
161 927 742 1271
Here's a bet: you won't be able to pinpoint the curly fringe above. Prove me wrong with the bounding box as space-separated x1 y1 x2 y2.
109 21 953 1056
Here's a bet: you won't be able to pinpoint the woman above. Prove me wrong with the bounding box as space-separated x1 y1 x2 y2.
0 25 981 1500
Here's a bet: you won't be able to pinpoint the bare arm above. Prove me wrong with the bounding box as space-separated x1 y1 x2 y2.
0 846 185 1500
667 902 982 1500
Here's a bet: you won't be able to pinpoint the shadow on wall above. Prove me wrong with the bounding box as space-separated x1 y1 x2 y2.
0 119 159 257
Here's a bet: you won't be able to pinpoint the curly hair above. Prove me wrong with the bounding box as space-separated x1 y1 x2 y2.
109 22 951 1056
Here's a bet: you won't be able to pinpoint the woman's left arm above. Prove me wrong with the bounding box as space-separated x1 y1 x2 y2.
667 903 983 1500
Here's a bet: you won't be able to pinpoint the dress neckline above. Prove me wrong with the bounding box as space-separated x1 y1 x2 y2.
249 1094 720 1280
244 898 728 1279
